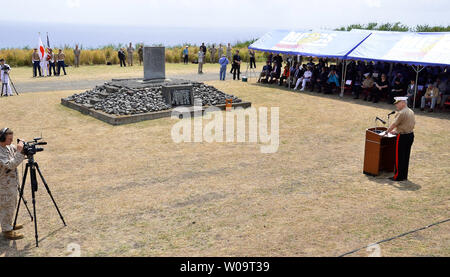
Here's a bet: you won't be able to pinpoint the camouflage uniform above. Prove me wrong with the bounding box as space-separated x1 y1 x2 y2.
0 144 24 232
226 45 232 61
218 46 223 60
209 46 216 63
127 46 135 66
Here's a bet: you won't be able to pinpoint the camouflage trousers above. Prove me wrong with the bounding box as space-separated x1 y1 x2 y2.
127 54 133 66
0 179 18 232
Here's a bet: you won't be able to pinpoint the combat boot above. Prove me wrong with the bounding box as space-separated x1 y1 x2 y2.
13 224 23 230
2 230 24 240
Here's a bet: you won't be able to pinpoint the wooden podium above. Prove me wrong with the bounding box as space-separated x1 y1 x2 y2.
363 127 397 176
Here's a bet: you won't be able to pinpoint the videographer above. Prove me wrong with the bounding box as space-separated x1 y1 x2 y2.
0 128 25 240
0 59 13 96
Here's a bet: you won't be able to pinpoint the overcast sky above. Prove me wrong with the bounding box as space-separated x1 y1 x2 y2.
2 0 449 30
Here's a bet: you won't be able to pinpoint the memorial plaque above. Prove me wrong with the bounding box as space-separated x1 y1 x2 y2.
144 47 165 80
162 84 194 106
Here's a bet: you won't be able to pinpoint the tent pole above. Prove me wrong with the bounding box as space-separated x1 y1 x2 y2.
340 59 348 97
412 65 425 109
340 60 345 96
413 66 419 109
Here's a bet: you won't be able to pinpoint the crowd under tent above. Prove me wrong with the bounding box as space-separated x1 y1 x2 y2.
249 30 450 108
346 31 450 107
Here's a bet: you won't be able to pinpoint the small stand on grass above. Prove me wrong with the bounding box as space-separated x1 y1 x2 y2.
226 99 233 112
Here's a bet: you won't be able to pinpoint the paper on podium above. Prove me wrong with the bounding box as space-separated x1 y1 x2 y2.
379 131 396 138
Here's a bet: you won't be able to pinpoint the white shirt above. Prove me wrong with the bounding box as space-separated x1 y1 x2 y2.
198 51 204 63
303 70 312 79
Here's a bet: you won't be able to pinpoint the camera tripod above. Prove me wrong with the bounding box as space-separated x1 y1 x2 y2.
245 61 257 81
1 72 20 97
13 153 66 247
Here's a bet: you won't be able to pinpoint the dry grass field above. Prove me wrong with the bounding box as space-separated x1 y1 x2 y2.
0 79 448 257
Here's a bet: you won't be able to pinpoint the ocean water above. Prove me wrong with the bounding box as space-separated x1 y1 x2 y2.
0 21 267 49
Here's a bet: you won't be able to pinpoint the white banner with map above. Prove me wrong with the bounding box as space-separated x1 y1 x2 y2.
347 32 450 66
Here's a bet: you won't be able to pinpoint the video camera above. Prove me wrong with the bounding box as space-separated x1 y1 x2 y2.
1 64 10 73
17 137 47 156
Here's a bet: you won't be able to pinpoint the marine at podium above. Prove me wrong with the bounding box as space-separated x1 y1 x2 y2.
385 96 416 181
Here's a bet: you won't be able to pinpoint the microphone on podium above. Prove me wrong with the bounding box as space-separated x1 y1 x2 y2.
388 111 396 116
376 117 386 125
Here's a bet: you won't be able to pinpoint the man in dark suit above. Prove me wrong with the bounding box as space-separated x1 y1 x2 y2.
258 61 272 83
268 62 281 84
231 50 241 80
118 49 126 67
200 43 207 59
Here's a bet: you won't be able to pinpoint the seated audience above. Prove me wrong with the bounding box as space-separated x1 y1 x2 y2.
290 64 303 90
352 71 363 99
325 69 340 94
268 62 281 84
362 73 375 101
279 63 290 86
310 65 321 91
440 79 450 109
254 58 448 112
390 72 404 87
258 61 272 83
315 67 329 93
371 73 389 103
286 63 298 88
406 79 417 108
421 83 440 112
294 66 312 91
389 75 405 104
435 78 447 99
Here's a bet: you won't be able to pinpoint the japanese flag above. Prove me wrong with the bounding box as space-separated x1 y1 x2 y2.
38 35 46 60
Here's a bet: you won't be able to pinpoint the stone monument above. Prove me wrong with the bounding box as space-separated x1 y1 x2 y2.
61 44 251 125
144 46 165 81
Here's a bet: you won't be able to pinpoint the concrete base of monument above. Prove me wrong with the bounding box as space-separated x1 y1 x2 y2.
141 78 170 83
110 78 191 88
61 98 252 126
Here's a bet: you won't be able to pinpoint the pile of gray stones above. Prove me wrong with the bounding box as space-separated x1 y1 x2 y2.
64 79 242 116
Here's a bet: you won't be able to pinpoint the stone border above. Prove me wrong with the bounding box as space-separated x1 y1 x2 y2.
61 98 252 125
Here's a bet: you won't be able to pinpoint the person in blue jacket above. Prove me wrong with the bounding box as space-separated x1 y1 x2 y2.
218 54 229 81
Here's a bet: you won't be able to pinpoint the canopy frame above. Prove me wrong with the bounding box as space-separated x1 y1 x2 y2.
340 60 352 97
411 65 425 109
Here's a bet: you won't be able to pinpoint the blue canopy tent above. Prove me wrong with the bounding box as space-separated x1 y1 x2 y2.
248 29 371 58
250 30 450 105
248 30 371 95
347 31 450 107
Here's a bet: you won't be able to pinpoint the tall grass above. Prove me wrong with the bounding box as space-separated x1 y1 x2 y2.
0 41 266 67
336 22 450 32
